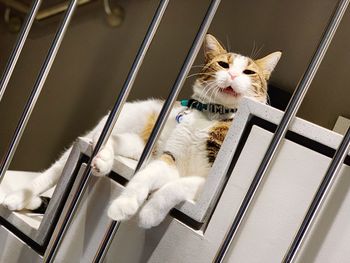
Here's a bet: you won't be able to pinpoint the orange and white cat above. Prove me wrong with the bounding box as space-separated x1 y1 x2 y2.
1 34 281 228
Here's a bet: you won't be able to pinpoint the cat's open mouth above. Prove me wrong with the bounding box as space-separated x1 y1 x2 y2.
220 87 240 97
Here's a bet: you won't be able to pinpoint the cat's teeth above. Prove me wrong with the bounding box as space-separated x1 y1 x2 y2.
221 87 240 97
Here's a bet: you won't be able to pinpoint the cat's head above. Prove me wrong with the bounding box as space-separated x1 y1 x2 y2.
193 34 281 108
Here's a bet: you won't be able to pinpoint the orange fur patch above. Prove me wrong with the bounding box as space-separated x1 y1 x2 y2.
141 113 157 143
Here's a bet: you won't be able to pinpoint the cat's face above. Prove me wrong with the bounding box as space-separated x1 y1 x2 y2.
193 34 281 108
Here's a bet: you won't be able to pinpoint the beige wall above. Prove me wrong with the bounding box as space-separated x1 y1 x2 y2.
0 0 348 171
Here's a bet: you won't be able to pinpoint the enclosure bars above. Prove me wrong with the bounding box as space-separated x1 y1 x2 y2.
283 127 350 262
213 0 350 262
92 1 221 261
42 0 170 261
0 0 42 102
0 0 78 183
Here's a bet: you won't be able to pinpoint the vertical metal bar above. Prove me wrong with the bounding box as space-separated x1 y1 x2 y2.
283 127 350 262
0 0 79 183
92 0 221 262
43 0 169 261
213 0 349 262
0 0 42 102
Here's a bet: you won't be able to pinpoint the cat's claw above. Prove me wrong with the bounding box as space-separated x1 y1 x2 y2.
107 196 139 221
3 189 32 211
138 205 166 229
91 149 114 177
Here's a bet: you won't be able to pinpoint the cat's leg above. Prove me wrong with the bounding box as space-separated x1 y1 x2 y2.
91 135 115 177
108 157 179 221
111 133 145 160
91 133 145 177
2 148 71 211
138 176 205 229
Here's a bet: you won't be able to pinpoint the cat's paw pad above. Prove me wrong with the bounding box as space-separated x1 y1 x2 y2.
138 205 165 229
91 149 114 177
3 189 32 211
107 196 139 221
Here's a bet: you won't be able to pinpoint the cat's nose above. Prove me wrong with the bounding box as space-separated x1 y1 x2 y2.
229 72 238 80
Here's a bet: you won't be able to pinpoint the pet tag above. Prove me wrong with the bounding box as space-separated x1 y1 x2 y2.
176 110 190 123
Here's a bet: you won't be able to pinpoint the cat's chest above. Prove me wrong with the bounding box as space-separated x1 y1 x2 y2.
173 110 214 138
163 110 232 175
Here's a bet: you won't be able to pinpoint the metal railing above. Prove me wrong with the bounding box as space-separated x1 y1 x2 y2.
283 127 350 262
0 0 349 262
43 0 170 261
93 0 221 261
213 0 350 262
0 0 42 102
0 0 79 182
0 0 94 21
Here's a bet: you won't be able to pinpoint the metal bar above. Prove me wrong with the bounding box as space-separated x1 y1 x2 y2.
0 0 42 102
36 0 93 20
0 0 94 21
92 0 221 262
283 128 350 262
213 0 349 262
0 0 79 183
43 0 169 261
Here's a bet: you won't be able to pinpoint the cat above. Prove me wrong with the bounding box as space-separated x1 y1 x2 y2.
1 34 281 228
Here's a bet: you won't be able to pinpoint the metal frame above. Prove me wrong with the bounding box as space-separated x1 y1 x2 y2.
213 0 350 262
0 0 42 102
43 0 170 261
0 0 79 183
283 127 350 262
92 0 221 261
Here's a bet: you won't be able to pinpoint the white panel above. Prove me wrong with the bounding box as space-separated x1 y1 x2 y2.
224 126 350 263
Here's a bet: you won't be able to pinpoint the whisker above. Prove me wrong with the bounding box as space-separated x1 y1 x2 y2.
250 41 256 58
198 82 217 102
254 44 264 59
191 64 206 68
186 72 215 79
225 35 231 52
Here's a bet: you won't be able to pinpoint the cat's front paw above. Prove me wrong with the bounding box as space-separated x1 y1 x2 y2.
138 204 166 229
3 189 32 211
0 189 7 205
91 149 114 177
107 196 139 221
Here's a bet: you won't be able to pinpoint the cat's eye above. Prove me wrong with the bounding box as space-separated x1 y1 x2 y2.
218 61 229 69
243 69 256 75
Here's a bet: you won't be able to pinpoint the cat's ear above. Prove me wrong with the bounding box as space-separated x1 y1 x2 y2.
255 51 282 80
204 34 226 59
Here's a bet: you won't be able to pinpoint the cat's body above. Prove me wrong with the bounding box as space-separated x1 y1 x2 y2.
1 35 281 228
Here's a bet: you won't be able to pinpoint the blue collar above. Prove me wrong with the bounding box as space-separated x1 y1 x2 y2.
180 99 237 114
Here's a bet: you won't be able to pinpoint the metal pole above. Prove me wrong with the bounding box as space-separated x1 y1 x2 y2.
0 0 42 102
0 0 79 183
283 128 350 262
43 0 169 261
92 0 221 262
213 0 349 262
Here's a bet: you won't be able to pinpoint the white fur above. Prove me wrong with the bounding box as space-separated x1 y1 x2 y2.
108 109 213 224
138 176 205 228
2 43 281 228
